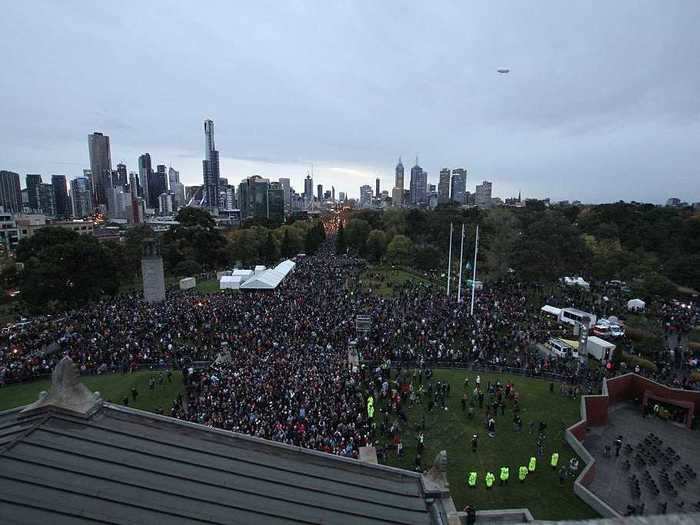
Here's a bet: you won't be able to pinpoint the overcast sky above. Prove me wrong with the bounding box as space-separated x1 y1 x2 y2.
1 1 699 202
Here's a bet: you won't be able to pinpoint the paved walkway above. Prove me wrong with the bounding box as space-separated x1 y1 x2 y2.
583 402 700 516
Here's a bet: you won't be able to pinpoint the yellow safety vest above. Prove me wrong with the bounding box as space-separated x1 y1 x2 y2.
550 452 559 467
500 467 509 481
485 472 495 488
367 404 374 418
528 457 536 472
468 472 477 487
519 466 528 481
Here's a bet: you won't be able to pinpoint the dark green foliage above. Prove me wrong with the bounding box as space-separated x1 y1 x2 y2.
162 209 230 271
335 223 347 255
173 259 203 276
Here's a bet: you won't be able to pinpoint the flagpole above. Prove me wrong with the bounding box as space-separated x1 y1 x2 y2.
446 222 453 298
457 223 465 302
470 224 479 315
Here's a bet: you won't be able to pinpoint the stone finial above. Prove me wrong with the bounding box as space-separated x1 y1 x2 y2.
20 356 102 417
425 450 449 489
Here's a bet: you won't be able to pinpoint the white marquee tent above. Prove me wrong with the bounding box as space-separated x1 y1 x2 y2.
241 260 296 290
220 275 242 290
627 298 646 312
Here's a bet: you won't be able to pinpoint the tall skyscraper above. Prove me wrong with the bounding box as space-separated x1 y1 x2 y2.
238 175 270 220
304 174 313 199
114 163 128 188
451 168 467 204
168 167 185 209
409 158 427 205
395 158 404 190
149 165 168 210
88 132 112 210
0 171 22 213
438 169 451 204
51 175 71 218
317 184 323 202
375 178 380 199
70 176 93 218
475 180 493 208
360 185 373 208
278 178 291 211
138 154 153 210
202 119 220 212
39 183 55 217
267 182 285 223
25 174 42 212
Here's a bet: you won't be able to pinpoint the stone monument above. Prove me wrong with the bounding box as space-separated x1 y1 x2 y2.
141 238 165 303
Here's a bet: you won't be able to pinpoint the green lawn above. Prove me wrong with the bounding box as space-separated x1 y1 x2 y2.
196 279 222 294
381 369 598 521
360 265 436 297
0 370 184 413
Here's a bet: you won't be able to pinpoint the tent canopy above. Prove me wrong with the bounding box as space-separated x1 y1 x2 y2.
220 275 242 290
541 305 562 317
627 298 646 311
241 260 296 290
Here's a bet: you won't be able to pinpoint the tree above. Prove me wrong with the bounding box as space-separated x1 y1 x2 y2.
413 245 440 271
175 207 216 228
123 225 154 278
259 231 279 264
173 259 203 276
16 228 119 311
336 223 347 255
345 219 370 254
280 229 294 259
385 235 414 266
636 272 676 300
304 222 324 255
366 230 387 262
482 209 520 279
162 209 230 271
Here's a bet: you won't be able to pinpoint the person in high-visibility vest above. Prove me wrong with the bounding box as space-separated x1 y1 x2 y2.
467 471 477 487
528 456 536 472
519 465 528 482
485 471 495 488
499 466 509 486
367 397 374 420
550 452 559 470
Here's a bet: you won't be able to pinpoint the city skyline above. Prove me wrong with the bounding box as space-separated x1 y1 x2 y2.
1 2 699 203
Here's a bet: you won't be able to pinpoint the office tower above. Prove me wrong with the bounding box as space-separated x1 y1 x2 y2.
304 174 313 199
360 185 373 208
267 182 285 223
317 184 323 202
70 177 93 218
438 169 451 204
168 167 179 189
51 175 71 218
338 191 346 202
114 163 128 188
238 175 270 220
25 174 42 212
88 132 112 209
395 158 404 190
451 168 467 204
331 186 336 202
39 183 56 216
409 158 427 205
138 154 153 210
375 178 380 200
149 165 168 210
202 119 220 212
278 178 291 211
0 171 22 213
128 171 140 197
168 167 185 209
475 180 493 208
158 193 174 215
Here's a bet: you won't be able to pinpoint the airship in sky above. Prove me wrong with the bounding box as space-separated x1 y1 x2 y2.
497 68 510 74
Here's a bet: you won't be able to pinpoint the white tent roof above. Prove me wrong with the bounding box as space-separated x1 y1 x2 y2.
627 298 646 309
587 335 616 349
541 305 562 316
241 260 296 290
232 269 253 277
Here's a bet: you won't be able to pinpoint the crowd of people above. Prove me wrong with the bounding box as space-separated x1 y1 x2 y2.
0 238 697 458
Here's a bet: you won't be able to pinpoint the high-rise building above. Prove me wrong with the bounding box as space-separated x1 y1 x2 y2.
114 163 128 188
395 158 404 191
338 191 346 202
25 174 42 212
304 174 313 200
70 177 93 218
0 171 22 213
51 175 71 218
168 167 185 210
278 178 291 212
317 184 323 202
475 180 493 208
451 168 467 204
88 132 112 210
158 193 174 215
360 185 373 208
138 154 153 210
149 165 168 211
331 186 336 202
238 175 270 220
39 183 55 217
409 159 427 205
438 169 451 204
128 171 140 197
375 178 380 199
202 119 220 212
267 182 285 223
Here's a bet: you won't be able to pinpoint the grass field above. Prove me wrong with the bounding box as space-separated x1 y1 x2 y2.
381 369 598 521
0 370 184 413
196 278 222 294
360 265 436 297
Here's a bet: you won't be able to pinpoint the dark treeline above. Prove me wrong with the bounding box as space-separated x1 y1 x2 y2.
339 202 700 297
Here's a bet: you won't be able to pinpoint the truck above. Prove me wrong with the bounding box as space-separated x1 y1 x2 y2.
559 307 597 329
585 336 615 362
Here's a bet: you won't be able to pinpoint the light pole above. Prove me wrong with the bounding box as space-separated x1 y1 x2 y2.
446 222 453 297
469 224 479 316
457 223 465 302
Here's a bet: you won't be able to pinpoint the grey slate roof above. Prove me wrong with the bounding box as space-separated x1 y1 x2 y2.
0 403 443 524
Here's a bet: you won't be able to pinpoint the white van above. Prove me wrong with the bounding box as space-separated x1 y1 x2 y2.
559 308 597 329
547 338 579 359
